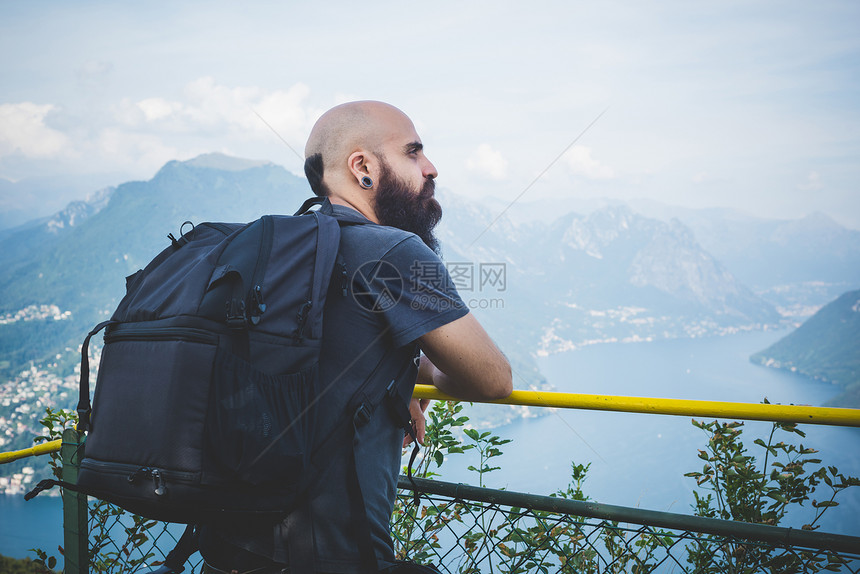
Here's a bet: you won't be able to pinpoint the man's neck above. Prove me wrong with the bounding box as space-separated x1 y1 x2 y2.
328 194 379 224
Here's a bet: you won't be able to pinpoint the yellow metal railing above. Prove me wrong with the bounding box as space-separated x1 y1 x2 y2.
0 438 62 464
411 385 860 427
3 388 860 465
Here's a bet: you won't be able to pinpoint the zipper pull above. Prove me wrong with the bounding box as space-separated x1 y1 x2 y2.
254 285 266 313
152 469 166 497
249 285 266 325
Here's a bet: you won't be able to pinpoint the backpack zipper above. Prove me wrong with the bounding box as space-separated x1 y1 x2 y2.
294 212 326 342
104 326 218 345
82 459 198 494
247 215 274 326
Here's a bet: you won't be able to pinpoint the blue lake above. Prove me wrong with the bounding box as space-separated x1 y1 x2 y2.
439 329 860 537
0 492 64 565
2 329 858 567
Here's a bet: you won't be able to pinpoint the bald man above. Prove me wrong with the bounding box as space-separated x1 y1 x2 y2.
200 101 512 574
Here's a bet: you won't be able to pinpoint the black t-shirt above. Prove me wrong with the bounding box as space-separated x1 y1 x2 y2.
226 202 468 572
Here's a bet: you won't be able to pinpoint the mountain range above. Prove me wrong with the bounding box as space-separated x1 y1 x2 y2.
2 153 859 491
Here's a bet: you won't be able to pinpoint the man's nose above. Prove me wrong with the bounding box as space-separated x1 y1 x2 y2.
423 158 438 180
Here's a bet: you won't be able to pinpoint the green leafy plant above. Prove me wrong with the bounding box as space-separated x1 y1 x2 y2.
684 412 859 573
29 408 76 573
392 406 670 574
33 407 78 481
28 548 58 573
492 463 597 574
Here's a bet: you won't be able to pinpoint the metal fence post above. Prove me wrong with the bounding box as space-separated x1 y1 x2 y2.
62 427 88 574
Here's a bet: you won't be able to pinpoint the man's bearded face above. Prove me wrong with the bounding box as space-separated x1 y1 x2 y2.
374 159 442 254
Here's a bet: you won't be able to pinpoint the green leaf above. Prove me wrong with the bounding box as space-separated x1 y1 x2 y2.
766 491 787 503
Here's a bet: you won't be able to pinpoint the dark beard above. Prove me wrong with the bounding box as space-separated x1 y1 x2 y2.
374 163 442 254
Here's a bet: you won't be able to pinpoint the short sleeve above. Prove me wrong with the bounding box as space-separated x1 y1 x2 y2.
352 236 468 348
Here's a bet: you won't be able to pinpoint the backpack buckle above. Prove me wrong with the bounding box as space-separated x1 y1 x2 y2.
225 299 246 329
353 403 372 427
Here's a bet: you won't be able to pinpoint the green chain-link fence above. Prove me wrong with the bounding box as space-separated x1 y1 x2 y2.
56 424 859 574
391 476 860 574
61 477 860 573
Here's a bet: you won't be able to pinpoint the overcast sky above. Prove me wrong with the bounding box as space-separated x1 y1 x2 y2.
1 1 858 228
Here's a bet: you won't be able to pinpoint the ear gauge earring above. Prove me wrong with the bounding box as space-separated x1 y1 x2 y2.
360 176 373 189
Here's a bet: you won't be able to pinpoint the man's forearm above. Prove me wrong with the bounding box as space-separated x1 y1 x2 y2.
416 353 511 401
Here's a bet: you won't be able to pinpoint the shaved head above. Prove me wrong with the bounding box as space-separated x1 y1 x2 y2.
303 100 439 247
304 101 413 195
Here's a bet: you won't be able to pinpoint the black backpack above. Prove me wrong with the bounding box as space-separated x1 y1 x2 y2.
27 197 418 527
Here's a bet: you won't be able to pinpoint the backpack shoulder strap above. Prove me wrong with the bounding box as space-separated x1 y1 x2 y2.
294 196 325 216
309 196 373 226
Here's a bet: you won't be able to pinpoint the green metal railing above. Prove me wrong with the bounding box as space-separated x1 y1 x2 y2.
392 476 860 573
3 391 860 573
395 477 860 573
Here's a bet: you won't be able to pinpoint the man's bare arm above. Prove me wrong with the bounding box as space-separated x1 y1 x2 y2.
417 312 512 401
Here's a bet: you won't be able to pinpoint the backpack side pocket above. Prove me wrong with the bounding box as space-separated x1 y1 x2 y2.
207 349 316 487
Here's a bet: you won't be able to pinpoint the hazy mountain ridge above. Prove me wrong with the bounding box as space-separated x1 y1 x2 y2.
501 197 860 318
750 289 860 407
0 173 125 232
44 187 115 233
638 206 860 315
436 196 781 361
0 187 114 273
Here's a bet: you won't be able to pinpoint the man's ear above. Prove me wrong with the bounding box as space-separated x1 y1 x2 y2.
348 150 373 186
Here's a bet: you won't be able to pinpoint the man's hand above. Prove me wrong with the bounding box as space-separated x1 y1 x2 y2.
403 397 431 447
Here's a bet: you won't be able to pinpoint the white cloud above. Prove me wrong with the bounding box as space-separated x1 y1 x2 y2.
0 103 69 158
563 145 614 180
108 78 314 147
137 98 181 122
177 77 313 142
466 144 508 180
96 128 182 173
0 79 318 179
